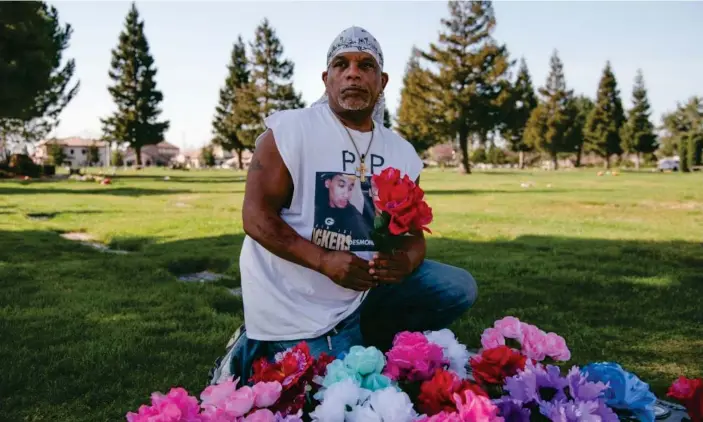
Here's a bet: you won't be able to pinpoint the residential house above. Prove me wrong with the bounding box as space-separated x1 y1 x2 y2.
34 137 111 167
123 141 180 167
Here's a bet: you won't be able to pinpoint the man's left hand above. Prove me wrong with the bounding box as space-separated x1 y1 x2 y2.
368 251 415 284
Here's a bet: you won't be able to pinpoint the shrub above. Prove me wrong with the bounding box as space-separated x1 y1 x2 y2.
9 154 41 177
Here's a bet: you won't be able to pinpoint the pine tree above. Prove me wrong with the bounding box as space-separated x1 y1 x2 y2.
524 50 574 169
211 36 250 169
395 49 445 154
621 70 657 169
100 2 169 166
503 57 537 169
567 95 594 167
420 0 513 174
383 106 392 129
239 18 304 141
661 97 703 171
585 61 626 168
0 2 79 153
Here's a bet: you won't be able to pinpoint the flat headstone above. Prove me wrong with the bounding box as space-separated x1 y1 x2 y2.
26 212 57 221
60 232 130 254
228 287 242 297
177 271 226 283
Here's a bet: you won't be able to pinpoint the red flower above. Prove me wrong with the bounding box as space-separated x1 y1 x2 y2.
417 368 487 416
668 376 703 422
469 346 527 387
372 167 433 235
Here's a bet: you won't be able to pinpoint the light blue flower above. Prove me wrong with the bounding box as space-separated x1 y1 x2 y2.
581 362 657 422
343 345 386 376
322 359 362 388
361 373 393 392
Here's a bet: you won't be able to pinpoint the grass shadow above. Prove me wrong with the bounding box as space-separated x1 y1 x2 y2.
0 186 194 196
113 174 246 184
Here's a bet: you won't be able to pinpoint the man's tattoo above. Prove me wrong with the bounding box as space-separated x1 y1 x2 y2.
250 158 264 171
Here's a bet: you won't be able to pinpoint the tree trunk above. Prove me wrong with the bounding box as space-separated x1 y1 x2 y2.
575 144 583 168
237 148 243 170
136 146 142 166
552 154 558 170
458 128 471 174
604 155 610 169
519 151 524 169
635 152 641 170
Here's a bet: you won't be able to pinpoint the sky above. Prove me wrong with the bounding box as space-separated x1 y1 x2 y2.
48 0 703 151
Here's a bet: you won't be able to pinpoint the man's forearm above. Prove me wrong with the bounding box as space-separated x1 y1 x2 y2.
243 208 327 273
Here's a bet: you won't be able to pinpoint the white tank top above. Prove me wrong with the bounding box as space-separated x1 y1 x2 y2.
239 105 424 341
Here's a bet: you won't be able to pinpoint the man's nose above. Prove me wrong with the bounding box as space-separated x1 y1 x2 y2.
344 62 362 79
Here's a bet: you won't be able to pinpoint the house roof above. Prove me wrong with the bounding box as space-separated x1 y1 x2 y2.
38 137 108 147
155 141 179 150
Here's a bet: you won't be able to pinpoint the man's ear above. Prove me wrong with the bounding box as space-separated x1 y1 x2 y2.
381 72 389 90
322 71 328 85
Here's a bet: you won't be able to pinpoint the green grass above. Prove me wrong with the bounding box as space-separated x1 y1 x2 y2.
1 168 702 421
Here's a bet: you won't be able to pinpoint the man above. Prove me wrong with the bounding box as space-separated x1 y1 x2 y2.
209 26 477 385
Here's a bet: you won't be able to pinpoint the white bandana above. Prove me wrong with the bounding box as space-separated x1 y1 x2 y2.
310 26 386 126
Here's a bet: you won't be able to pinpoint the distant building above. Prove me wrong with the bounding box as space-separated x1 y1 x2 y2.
34 137 111 167
123 142 180 167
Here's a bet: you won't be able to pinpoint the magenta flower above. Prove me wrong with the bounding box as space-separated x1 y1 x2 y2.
384 331 447 382
126 387 204 422
418 389 504 421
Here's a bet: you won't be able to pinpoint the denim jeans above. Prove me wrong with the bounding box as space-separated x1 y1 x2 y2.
209 259 478 385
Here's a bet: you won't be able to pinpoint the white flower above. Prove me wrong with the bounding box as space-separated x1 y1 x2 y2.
424 328 471 379
310 379 368 422
368 387 418 422
346 404 383 422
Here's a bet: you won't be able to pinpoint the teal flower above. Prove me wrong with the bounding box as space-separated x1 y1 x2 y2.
361 373 393 392
322 359 361 388
343 345 386 376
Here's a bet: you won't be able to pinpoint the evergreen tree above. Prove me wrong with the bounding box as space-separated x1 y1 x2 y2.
48 141 66 166
201 145 216 167
567 95 594 167
421 0 513 174
238 18 304 142
383 106 392 129
621 70 657 169
88 143 100 166
503 57 537 168
211 36 250 169
100 2 169 166
395 49 445 154
524 50 574 169
585 61 626 168
0 2 79 153
659 97 702 171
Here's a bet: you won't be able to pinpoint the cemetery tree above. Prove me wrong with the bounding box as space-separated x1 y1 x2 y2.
0 2 79 154
201 145 216 167
584 61 626 168
212 36 250 169
100 2 169 166
567 95 594 167
47 141 66 166
524 50 574 169
620 70 657 169
383 106 392 129
421 0 513 174
503 57 537 168
238 18 305 141
395 49 444 154
88 143 100 166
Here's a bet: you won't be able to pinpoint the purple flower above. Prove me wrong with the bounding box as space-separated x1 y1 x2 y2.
504 361 568 404
566 366 608 401
494 398 531 422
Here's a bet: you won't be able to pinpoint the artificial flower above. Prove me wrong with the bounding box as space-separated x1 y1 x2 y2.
581 362 657 422
321 359 363 388
372 167 433 235
361 373 393 392
504 361 569 404
252 381 283 408
667 376 703 422
493 316 525 343
469 346 527 387
418 389 503 422
417 368 486 416
540 399 614 422
126 387 204 422
480 327 507 350
200 381 255 418
344 345 386 376
493 398 531 422
384 331 447 382
309 378 368 422
424 329 471 379
367 386 418 421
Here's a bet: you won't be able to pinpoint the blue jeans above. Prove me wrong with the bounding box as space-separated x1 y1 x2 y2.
210 260 478 385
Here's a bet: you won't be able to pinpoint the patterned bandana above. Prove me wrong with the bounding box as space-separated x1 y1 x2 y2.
311 26 386 126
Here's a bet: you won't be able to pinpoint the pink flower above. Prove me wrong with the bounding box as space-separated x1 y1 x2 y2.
480 328 506 350
542 332 571 361
126 387 204 422
520 324 547 361
252 381 282 408
493 316 525 342
416 389 503 422
244 408 276 422
199 378 255 418
385 331 448 382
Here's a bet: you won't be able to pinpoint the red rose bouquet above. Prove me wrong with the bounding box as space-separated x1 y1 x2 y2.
370 167 433 252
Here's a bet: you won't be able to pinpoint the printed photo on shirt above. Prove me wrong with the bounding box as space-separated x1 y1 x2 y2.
312 171 378 252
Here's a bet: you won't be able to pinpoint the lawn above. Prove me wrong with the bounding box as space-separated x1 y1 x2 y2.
1 168 702 421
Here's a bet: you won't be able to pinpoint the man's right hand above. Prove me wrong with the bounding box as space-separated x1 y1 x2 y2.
319 250 377 292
